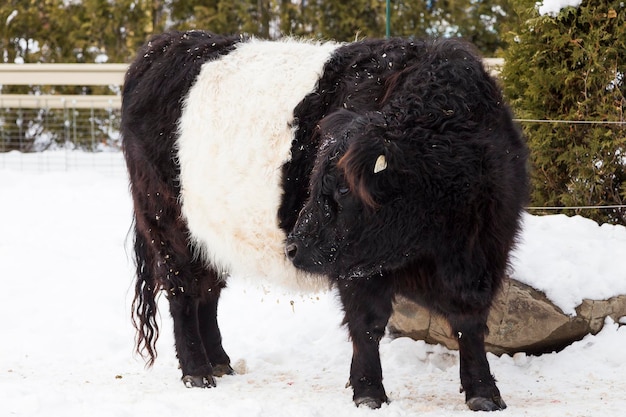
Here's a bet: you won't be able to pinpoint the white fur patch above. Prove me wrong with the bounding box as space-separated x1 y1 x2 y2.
177 38 338 289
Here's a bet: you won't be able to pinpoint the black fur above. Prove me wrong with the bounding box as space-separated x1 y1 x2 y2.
122 31 528 411
284 38 527 410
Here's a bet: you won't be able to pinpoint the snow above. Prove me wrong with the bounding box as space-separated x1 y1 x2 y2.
512 213 626 315
537 0 583 16
5 10 18 26
2 151 626 416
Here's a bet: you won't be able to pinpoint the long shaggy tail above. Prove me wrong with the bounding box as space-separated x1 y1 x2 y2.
130 221 160 366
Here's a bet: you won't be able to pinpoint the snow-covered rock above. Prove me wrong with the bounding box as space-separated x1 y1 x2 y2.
390 277 626 355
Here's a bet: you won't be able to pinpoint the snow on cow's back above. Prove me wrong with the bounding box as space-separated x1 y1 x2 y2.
177 38 339 288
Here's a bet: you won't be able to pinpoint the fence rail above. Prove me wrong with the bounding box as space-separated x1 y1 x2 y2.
0 63 127 86
0 94 122 109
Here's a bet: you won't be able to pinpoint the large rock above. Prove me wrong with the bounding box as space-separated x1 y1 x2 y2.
388 277 626 355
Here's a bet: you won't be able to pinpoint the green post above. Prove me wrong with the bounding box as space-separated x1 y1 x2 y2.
386 0 391 38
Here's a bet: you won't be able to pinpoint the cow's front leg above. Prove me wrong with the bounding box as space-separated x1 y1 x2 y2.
168 292 216 388
448 312 506 411
338 278 393 408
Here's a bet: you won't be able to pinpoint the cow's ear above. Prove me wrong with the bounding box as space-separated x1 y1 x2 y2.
337 137 389 209
338 143 390 209
321 110 393 209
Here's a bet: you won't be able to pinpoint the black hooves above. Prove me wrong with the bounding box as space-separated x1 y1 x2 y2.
182 375 216 388
466 396 507 411
212 363 235 377
181 363 234 388
354 396 386 409
354 392 390 409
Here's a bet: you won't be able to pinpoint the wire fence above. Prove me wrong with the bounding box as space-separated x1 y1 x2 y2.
0 101 125 176
0 106 124 175
0 106 121 152
514 118 626 125
0 149 126 175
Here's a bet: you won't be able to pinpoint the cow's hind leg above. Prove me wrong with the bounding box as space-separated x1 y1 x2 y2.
338 278 393 409
169 291 215 388
197 285 234 377
168 264 233 387
448 312 506 411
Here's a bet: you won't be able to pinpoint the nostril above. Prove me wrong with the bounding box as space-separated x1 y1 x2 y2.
285 242 298 260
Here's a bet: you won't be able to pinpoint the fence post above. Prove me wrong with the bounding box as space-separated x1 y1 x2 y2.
386 0 391 38
0 110 5 152
17 107 23 151
91 107 96 150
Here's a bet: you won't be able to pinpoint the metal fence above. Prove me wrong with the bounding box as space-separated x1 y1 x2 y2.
0 149 127 175
0 106 121 152
0 64 126 172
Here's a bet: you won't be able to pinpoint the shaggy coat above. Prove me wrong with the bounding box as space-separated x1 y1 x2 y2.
121 30 528 411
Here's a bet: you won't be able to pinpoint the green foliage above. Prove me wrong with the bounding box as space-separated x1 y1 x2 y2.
0 0 152 64
310 0 386 40
502 0 626 224
389 0 517 55
0 1 517 62
165 0 514 54
170 0 272 37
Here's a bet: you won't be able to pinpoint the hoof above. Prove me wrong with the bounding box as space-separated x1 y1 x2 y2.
182 375 216 388
466 396 507 411
212 363 235 377
354 396 385 409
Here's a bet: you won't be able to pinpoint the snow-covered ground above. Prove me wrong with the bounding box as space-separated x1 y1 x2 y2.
1 152 625 416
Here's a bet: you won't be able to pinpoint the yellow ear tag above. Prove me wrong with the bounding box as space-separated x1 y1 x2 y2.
374 154 387 174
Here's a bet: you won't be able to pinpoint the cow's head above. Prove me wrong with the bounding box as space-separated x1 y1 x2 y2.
285 109 420 279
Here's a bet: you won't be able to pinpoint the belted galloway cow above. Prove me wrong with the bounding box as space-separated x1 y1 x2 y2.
121 30 528 411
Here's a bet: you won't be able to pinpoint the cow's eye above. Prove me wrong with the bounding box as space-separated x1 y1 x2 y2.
337 185 350 197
